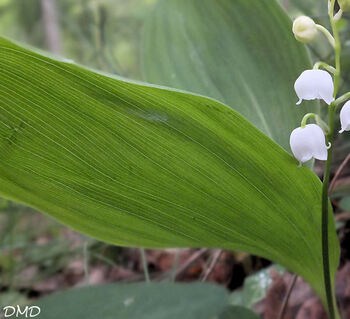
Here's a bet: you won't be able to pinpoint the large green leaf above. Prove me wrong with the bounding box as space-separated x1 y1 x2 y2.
141 0 319 150
219 306 259 319
281 0 327 16
32 283 260 319
0 37 339 310
32 283 228 319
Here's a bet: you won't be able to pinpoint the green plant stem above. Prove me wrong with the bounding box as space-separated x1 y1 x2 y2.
313 61 337 74
301 113 317 127
335 92 350 106
331 14 341 96
321 103 336 319
316 24 336 47
321 1 341 318
301 113 329 133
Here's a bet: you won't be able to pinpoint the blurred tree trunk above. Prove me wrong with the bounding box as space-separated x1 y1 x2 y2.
41 0 61 54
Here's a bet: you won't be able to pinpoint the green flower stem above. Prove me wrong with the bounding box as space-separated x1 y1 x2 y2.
301 113 317 127
301 113 329 133
313 61 337 74
331 13 342 95
321 1 341 318
322 103 337 319
335 92 350 106
316 24 336 47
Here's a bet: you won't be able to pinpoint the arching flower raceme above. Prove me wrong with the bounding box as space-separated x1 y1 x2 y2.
294 70 335 105
292 16 318 43
339 101 350 133
290 124 330 165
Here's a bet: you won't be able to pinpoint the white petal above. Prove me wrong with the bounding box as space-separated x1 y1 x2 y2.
304 124 329 161
290 127 314 163
294 70 334 105
313 143 329 161
317 71 335 104
290 124 328 164
339 101 350 133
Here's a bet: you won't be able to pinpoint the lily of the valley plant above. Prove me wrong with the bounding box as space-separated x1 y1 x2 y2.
1 0 350 317
291 1 350 317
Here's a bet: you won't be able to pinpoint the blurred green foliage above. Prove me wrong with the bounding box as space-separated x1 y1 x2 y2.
0 0 157 79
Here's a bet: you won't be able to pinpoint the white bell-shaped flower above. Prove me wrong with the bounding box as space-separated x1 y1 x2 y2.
290 124 330 165
294 70 334 105
292 16 318 43
339 101 350 133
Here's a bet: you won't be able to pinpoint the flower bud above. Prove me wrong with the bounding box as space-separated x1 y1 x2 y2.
338 0 350 12
294 70 334 105
290 124 330 165
339 101 350 133
292 16 318 43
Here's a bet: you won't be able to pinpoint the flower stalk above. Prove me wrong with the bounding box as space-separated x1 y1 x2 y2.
334 92 350 106
301 113 329 133
301 113 318 127
321 1 341 318
313 61 337 75
321 102 337 319
316 24 336 47
291 1 348 316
